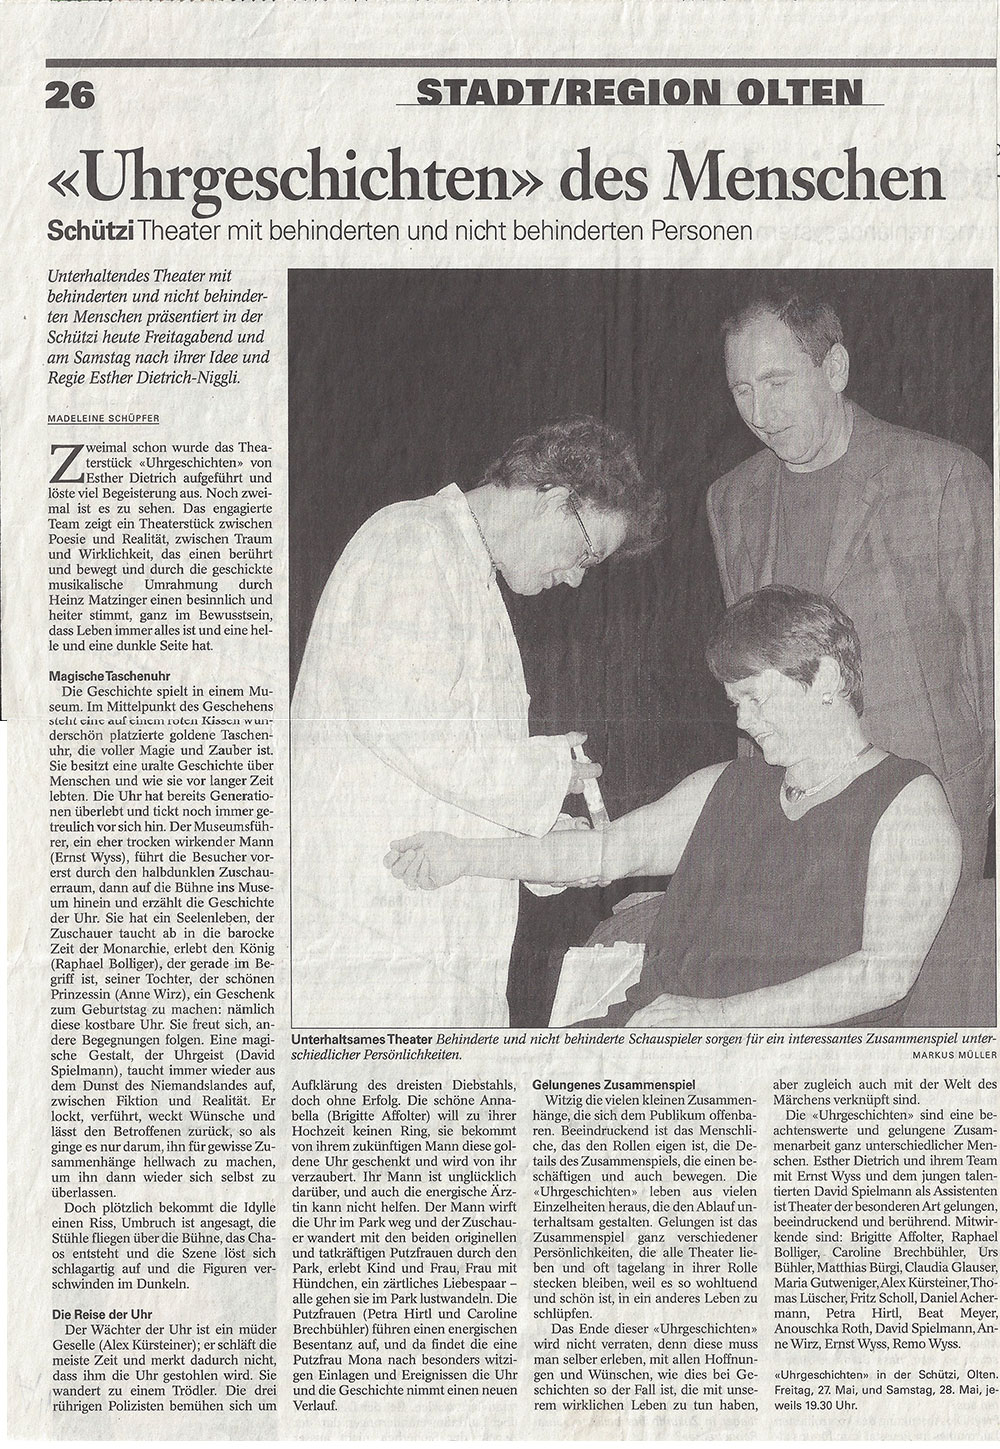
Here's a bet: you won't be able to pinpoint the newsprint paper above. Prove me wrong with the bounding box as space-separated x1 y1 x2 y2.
3 0 999 1441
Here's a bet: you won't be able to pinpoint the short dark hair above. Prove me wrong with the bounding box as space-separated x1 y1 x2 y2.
481 417 661 557
706 586 864 714
722 291 844 368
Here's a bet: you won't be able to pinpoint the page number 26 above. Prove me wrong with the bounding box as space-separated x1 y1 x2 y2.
45 81 96 109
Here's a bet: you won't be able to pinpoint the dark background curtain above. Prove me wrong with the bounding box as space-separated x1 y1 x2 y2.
288 269 993 1026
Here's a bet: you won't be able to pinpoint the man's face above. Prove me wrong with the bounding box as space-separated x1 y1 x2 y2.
501 490 629 596
725 313 848 472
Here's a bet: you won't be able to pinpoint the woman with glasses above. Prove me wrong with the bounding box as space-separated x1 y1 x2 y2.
292 417 661 1028
386 587 961 1029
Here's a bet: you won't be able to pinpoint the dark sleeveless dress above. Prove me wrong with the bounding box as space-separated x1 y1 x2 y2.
579 753 930 1029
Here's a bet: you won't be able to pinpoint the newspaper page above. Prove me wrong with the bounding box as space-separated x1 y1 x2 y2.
3 0 998 1439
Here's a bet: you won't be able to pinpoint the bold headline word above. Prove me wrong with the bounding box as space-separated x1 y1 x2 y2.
60 146 944 220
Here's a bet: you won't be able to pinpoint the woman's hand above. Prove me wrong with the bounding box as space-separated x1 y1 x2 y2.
628 994 719 1028
385 832 465 890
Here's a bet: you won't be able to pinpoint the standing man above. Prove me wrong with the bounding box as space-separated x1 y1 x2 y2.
707 291 993 876
292 417 660 1028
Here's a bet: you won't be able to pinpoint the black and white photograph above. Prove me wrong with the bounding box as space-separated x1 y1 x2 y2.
289 268 994 1031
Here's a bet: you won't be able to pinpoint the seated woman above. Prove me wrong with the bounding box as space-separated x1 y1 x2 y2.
385 588 961 1028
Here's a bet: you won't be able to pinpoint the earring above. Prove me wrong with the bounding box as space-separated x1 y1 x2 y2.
822 694 834 706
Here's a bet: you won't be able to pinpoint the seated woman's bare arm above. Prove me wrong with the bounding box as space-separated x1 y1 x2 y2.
385 763 728 890
629 775 961 1029
599 764 728 880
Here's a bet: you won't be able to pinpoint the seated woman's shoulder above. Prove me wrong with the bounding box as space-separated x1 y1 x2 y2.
894 769 954 817
876 770 962 875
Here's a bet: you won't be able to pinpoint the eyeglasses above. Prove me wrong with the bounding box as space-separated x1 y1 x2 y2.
566 492 602 570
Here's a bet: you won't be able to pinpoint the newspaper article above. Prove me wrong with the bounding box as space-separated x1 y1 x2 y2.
3 0 998 1439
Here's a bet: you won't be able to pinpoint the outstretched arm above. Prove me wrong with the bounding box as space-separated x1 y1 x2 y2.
385 764 729 890
629 774 961 1028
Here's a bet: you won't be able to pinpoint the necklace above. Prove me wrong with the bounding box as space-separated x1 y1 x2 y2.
467 505 497 576
782 742 875 804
